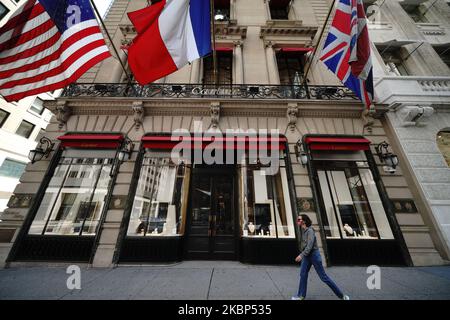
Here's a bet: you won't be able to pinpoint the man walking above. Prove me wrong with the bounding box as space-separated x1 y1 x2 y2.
292 214 350 300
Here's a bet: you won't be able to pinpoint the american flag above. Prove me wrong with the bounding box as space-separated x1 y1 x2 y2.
319 0 373 108
0 0 111 102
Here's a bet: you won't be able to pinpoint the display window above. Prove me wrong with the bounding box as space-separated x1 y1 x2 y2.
28 150 115 236
126 151 190 237
306 137 396 241
238 153 296 239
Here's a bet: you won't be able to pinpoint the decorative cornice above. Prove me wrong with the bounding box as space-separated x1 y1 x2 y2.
214 22 247 39
260 25 318 38
47 98 370 119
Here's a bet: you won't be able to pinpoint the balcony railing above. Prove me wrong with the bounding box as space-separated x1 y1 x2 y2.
62 83 358 101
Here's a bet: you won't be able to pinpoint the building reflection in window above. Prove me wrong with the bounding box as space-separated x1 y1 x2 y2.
28 150 114 236
316 157 394 240
127 151 190 237
437 130 450 167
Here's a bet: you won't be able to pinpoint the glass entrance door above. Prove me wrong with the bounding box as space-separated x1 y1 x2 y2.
186 169 235 259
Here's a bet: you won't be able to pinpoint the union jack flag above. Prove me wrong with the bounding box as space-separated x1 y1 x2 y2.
320 0 373 108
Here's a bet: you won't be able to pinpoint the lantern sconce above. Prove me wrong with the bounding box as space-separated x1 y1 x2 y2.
118 138 134 162
294 140 308 167
28 137 55 164
375 141 399 174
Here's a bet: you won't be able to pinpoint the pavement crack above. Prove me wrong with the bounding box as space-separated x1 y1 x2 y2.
206 268 214 300
265 269 285 299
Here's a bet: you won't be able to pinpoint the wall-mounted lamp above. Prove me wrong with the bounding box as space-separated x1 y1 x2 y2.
118 138 134 162
294 141 308 167
28 137 55 164
375 141 399 174
214 9 226 21
110 138 134 177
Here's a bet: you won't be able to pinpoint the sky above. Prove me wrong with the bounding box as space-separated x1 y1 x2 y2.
93 0 114 18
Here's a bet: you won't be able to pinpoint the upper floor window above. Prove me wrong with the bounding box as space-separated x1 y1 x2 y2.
0 108 10 128
269 0 291 20
203 50 233 85
214 0 230 21
433 45 450 69
276 50 306 85
378 47 409 76
400 4 428 23
16 120 35 139
0 3 10 21
29 97 45 115
437 130 450 167
0 158 26 179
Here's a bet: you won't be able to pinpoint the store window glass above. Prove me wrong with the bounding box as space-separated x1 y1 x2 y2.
0 158 26 178
203 51 233 85
269 0 290 20
0 109 10 127
316 159 394 240
0 4 10 21
214 0 230 21
28 150 115 236
16 120 35 139
238 153 295 239
29 98 45 115
276 51 305 85
437 130 450 167
127 151 190 237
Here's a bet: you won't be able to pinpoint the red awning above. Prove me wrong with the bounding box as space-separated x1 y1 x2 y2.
58 134 124 149
280 47 314 53
305 137 371 151
142 136 287 150
215 47 233 52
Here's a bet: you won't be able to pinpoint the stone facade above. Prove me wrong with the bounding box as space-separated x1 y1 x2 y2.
0 0 449 268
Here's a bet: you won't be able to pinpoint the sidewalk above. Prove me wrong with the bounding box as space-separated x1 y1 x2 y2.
1 261 450 300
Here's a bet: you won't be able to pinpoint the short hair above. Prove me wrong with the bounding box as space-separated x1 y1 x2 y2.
300 214 312 227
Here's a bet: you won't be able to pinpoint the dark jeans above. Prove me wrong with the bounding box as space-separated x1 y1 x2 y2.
297 249 344 299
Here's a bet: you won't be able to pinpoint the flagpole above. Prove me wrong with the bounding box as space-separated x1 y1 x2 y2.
89 0 132 83
302 0 337 87
210 0 218 87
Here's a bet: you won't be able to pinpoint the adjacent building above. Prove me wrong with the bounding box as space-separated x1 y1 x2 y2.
0 0 57 215
0 0 449 268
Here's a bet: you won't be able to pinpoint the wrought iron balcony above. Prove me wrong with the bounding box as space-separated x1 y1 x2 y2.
62 83 358 101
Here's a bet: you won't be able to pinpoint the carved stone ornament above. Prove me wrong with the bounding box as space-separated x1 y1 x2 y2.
397 105 434 127
210 102 221 129
287 104 298 132
55 100 71 129
132 101 144 131
362 106 375 133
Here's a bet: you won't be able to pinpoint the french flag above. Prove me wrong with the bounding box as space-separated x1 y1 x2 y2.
127 0 212 85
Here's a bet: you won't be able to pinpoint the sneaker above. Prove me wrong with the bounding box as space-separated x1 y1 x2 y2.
291 296 305 300
342 294 350 300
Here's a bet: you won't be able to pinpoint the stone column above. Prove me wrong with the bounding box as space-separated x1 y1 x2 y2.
264 0 271 20
190 59 201 83
234 41 244 84
110 49 128 83
265 42 280 85
230 0 236 20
